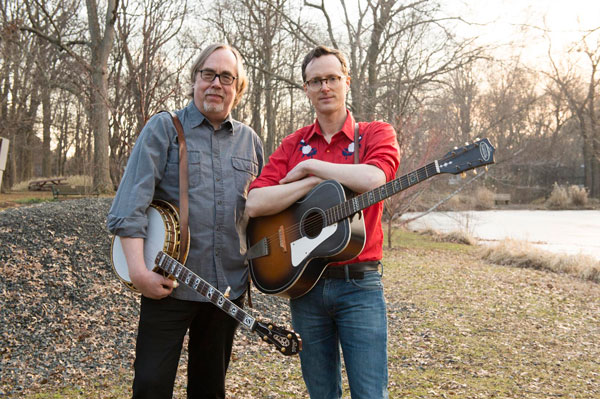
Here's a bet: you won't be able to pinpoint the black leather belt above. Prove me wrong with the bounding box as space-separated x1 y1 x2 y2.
321 261 380 280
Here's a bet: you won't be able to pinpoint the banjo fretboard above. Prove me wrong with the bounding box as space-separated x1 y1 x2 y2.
155 251 256 331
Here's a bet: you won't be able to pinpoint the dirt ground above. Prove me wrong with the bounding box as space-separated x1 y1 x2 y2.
0 191 55 210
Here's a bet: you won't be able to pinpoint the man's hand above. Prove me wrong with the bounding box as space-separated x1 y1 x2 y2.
119 237 177 299
280 158 386 194
279 159 320 184
130 267 177 299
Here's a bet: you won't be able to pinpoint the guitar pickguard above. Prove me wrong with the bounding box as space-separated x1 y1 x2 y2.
290 223 338 267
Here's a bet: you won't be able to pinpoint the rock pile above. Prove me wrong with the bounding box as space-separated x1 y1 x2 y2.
0 198 290 397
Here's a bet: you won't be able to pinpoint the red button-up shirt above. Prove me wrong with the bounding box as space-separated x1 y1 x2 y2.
248 111 400 264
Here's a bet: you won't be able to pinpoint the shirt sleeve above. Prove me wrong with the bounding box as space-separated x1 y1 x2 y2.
248 132 299 191
106 113 173 237
360 121 400 182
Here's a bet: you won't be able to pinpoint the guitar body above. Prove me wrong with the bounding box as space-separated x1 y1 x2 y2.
248 180 366 299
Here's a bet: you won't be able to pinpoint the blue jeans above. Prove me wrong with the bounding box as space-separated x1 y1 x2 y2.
290 270 388 399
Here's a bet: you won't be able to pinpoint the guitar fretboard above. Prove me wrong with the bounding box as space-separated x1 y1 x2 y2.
325 161 440 224
155 251 256 331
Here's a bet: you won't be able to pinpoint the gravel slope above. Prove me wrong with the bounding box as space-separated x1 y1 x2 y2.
0 198 291 397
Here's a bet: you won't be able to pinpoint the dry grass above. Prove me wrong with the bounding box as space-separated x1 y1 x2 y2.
1 176 103 210
384 232 600 399
569 185 589 206
546 183 589 209
474 187 495 210
10 175 92 192
478 238 600 284
16 230 600 399
546 183 569 208
418 228 478 246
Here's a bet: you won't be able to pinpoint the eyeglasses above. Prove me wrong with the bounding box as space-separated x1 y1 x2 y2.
304 75 345 91
198 69 237 86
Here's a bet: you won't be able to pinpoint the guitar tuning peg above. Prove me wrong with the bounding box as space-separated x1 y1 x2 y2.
453 146 458 150
460 172 466 179
465 142 469 146
268 324 273 330
287 334 292 339
472 169 477 175
224 286 231 298
484 166 488 171
280 347 286 353
263 336 268 341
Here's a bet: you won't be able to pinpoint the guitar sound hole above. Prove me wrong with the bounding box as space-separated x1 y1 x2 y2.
302 210 324 239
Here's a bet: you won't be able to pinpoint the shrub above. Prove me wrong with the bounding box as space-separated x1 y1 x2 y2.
546 183 569 209
478 239 600 283
440 194 469 211
474 187 495 210
568 185 588 206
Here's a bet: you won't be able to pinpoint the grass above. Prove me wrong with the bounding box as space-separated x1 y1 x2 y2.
1 176 109 210
17 229 600 398
479 238 600 284
9 175 93 192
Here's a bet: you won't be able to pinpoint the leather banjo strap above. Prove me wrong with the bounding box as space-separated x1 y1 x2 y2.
354 122 360 164
166 111 189 263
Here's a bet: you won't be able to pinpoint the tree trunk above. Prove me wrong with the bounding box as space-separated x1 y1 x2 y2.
86 0 117 193
41 86 52 176
90 70 113 192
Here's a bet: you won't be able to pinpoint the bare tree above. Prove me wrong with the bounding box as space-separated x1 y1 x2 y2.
0 1 47 187
546 28 600 198
207 0 311 154
109 0 189 185
21 0 118 192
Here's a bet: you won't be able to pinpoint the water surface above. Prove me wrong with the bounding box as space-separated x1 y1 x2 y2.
401 210 600 260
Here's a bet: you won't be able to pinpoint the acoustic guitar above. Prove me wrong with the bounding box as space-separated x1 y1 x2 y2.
247 138 495 299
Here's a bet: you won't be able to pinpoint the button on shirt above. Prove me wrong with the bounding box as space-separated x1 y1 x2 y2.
107 101 264 301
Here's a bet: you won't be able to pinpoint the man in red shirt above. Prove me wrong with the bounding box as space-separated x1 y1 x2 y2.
246 45 400 399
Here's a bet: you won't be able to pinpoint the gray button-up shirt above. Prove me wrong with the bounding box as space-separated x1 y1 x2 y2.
107 101 264 301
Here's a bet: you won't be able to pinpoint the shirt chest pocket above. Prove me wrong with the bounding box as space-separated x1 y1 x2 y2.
231 156 259 197
166 148 202 187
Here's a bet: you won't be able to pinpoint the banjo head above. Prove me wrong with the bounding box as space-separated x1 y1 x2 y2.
111 200 190 292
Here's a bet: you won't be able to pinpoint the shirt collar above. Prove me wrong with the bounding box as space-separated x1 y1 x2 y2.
304 109 355 142
186 101 234 133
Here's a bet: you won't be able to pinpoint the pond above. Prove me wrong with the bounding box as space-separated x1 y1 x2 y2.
400 210 600 260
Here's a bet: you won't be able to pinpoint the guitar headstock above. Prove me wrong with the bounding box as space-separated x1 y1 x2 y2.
254 320 302 356
438 138 495 175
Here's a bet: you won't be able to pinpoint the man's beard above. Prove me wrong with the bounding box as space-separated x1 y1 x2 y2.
203 101 224 113
203 89 225 113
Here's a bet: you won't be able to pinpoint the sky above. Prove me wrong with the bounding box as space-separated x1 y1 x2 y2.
442 0 600 68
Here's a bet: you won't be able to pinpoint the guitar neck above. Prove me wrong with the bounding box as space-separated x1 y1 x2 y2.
155 251 257 331
326 160 440 224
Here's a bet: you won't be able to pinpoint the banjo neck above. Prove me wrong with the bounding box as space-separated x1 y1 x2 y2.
154 251 302 356
155 251 257 330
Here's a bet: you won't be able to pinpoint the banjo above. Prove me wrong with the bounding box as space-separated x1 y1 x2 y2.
110 200 302 356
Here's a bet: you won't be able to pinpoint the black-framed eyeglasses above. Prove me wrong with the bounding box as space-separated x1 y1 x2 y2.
304 75 345 91
198 69 237 86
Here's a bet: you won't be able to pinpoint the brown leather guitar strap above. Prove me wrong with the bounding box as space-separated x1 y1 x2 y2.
165 111 189 263
354 122 360 164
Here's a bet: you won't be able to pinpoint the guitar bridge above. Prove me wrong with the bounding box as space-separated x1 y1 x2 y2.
278 225 287 253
